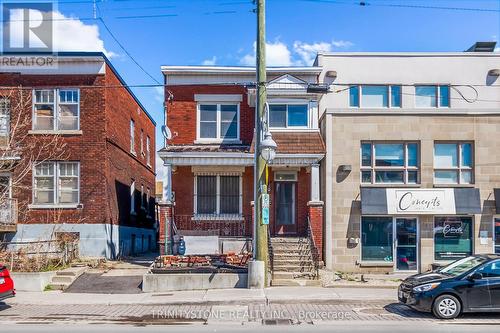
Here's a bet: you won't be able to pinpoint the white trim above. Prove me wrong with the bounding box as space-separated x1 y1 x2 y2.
194 94 242 102
161 65 322 74
274 171 298 182
326 109 500 115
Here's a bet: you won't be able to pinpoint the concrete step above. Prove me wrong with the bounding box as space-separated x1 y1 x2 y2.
271 279 321 287
272 255 313 262
273 266 315 273
56 266 87 277
49 282 71 290
271 249 311 256
272 271 317 280
51 276 74 284
270 238 309 243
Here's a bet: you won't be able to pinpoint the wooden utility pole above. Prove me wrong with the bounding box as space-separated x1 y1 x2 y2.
254 0 269 285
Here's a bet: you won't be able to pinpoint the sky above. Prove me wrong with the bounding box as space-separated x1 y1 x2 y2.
11 0 500 176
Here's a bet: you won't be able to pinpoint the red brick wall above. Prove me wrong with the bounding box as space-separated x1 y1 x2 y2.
104 64 156 228
308 203 324 261
1 64 156 230
166 85 254 145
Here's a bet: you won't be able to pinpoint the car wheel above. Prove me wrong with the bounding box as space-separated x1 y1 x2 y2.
432 295 461 319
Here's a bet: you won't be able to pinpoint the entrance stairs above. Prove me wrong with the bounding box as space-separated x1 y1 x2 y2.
269 237 320 286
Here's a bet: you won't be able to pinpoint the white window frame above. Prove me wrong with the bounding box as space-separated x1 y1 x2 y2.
130 180 136 214
146 135 151 167
0 98 10 141
349 85 402 109
31 161 80 208
433 142 474 185
414 85 450 108
32 88 80 131
360 141 420 185
268 100 310 129
196 103 240 143
193 174 242 218
140 129 144 156
130 119 136 155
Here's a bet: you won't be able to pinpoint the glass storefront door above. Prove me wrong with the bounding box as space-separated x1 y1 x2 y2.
395 218 418 271
495 218 500 254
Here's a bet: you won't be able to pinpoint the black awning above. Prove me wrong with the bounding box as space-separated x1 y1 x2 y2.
454 188 481 214
495 189 500 214
360 188 388 215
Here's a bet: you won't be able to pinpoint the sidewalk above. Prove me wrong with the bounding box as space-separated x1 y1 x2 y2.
7 287 397 306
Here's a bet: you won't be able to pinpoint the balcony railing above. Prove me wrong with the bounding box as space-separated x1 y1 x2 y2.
0 199 17 232
174 214 251 237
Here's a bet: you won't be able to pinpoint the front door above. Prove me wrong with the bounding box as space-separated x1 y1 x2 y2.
394 218 418 271
274 182 296 235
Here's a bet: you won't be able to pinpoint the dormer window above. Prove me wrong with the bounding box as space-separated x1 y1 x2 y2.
269 103 309 128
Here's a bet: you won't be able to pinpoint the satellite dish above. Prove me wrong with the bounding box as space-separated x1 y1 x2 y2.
161 125 172 140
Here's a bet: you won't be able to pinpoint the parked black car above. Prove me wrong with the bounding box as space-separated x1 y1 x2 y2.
399 254 500 319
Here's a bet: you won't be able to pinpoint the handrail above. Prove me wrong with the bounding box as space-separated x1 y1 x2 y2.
306 214 320 279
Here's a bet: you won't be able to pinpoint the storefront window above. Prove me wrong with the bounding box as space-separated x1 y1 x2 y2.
434 216 473 261
361 217 393 262
495 218 500 254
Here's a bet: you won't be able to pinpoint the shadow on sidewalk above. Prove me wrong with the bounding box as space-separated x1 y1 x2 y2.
64 273 143 294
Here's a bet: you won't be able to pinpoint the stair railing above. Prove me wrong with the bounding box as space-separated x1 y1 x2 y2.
306 215 320 279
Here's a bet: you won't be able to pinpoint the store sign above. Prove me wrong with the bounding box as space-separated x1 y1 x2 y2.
386 189 456 215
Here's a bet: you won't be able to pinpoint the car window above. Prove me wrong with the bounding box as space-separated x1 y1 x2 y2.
439 256 488 276
477 261 500 278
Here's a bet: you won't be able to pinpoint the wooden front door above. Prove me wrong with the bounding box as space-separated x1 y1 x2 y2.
273 181 297 235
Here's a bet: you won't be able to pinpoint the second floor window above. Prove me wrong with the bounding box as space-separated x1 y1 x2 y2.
130 119 135 154
361 142 419 184
415 85 450 108
434 142 473 184
146 135 151 166
33 161 80 205
269 104 308 128
0 98 10 141
195 174 240 216
33 89 79 131
349 85 402 108
198 103 238 141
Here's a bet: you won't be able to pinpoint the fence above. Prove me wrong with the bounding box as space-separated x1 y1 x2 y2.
0 239 79 272
174 215 252 237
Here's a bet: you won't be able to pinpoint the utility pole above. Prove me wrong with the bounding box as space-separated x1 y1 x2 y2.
248 0 269 289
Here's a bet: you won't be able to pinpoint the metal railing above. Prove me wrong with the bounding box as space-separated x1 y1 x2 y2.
0 199 17 227
174 215 252 237
306 215 320 279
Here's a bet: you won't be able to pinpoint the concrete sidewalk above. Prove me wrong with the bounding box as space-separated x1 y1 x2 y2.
6 287 397 306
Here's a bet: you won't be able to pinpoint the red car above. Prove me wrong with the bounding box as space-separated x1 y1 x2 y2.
0 264 15 301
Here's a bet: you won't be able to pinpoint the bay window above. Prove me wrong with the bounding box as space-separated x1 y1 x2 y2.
195 174 241 216
33 162 80 206
269 103 308 128
349 85 401 108
198 103 238 141
434 216 473 260
361 142 419 184
434 142 473 184
33 89 79 131
415 85 450 108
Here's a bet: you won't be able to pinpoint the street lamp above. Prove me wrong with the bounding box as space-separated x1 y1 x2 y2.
260 131 277 163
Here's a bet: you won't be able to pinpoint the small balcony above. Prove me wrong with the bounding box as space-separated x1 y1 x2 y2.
0 199 17 232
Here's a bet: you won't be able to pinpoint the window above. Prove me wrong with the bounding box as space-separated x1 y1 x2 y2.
269 104 308 128
195 175 241 216
415 85 450 108
130 120 135 154
141 185 145 209
146 136 151 166
140 129 144 156
198 103 238 141
0 98 10 142
130 180 136 214
147 188 152 217
361 216 393 261
434 142 473 184
495 218 500 254
477 261 500 278
434 216 473 261
33 89 79 131
349 85 401 108
33 162 79 205
361 142 419 184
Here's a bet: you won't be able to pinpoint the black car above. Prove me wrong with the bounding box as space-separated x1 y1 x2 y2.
399 254 500 319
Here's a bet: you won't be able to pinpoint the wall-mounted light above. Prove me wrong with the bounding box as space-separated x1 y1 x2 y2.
260 132 277 163
306 84 330 94
325 70 337 78
339 164 352 172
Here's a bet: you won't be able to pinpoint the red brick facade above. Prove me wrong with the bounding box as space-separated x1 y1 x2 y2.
1 55 156 239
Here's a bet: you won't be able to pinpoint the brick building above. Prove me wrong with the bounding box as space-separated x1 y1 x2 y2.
0 52 156 258
158 66 326 284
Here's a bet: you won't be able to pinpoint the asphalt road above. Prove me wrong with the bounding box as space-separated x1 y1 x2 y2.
3 322 500 333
